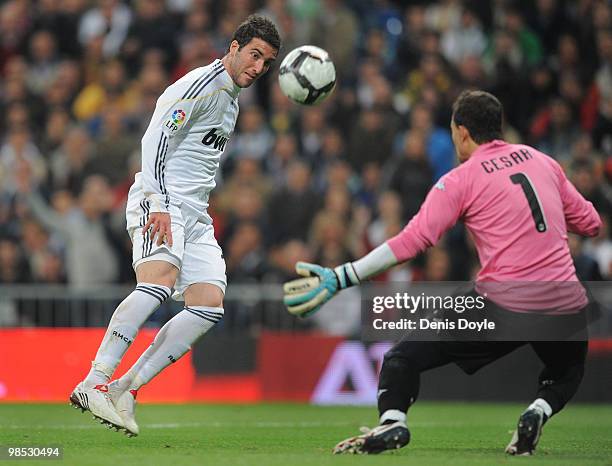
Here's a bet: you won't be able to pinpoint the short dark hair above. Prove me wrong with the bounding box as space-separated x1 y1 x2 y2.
231 14 281 52
452 90 503 144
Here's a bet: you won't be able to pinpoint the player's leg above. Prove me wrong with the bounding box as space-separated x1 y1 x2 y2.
114 282 223 392
84 261 176 386
109 223 226 436
506 340 588 456
333 341 452 455
70 197 184 432
70 259 178 429
334 339 521 454
108 283 223 435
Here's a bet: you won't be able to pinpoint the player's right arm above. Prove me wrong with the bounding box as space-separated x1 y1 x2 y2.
553 161 602 237
140 81 215 246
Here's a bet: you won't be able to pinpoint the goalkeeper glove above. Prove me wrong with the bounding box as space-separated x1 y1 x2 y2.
283 261 361 317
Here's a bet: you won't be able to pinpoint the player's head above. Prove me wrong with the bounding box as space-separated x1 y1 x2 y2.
450 90 503 162
223 15 280 88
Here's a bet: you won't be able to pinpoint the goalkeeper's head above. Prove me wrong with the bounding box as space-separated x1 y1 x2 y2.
451 90 504 163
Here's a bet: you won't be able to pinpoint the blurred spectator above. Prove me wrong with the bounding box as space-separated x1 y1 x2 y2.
32 0 83 58
386 129 434 222
78 0 132 58
266 161 320 246
121 0 178 75
20 174 121 288
568 233 603 281
397 53 452 112
421 246 452 281
266 133 300 184
40 108 71 156
406 102 454 181
26 30 61 97
86 104 138 185
458 54 488 89
49 126 93 195
365 190 403 250
226 221 267 282
571 161 612 218
218 158 273 218
355 162 381 209
226 106 274 167
220 185 267 248
19 218 55 283
0 127 47 195
0 237 31 283
264 239 313 283
309 0 358 77
440 7 486 66
396 5 428 72
584 216 612 279
268 82 300 134
592 28 612 154
503 6 543 66
171 33 218 83
527 0 573 56
0 1 30 74
73 59 139 121
298 106 326 162
347 106 394 172
321 160 359 200
532 98 582 161
312 128 346 189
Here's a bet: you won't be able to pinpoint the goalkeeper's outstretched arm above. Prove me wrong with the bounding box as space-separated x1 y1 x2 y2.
283 169 466 317
283 243 400 316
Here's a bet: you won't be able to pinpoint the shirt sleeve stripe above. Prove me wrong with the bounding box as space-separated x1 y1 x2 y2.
180 62 223 100
185 67 226 100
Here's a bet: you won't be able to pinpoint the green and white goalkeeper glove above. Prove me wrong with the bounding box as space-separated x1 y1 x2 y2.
283 261 361 317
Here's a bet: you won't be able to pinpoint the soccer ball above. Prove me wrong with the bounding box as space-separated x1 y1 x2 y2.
278 45 336 105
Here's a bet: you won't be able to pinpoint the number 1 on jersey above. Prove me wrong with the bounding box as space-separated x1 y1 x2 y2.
510 173 547 233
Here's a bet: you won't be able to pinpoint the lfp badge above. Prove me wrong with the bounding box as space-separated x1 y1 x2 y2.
172 109 186 125
166 109 186 132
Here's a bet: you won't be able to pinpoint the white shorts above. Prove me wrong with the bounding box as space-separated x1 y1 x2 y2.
126 191 226 300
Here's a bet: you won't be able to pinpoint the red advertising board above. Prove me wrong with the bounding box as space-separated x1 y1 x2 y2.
0 329 195 402
1 329 610 403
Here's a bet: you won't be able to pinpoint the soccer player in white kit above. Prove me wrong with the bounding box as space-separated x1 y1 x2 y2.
70 15 280 436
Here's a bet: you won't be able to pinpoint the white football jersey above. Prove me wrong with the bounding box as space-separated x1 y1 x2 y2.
130 59 240 223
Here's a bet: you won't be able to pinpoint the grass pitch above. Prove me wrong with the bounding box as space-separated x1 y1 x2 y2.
1 402 611 465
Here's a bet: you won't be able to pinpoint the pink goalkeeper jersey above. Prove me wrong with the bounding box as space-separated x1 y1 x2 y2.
387 140 602 312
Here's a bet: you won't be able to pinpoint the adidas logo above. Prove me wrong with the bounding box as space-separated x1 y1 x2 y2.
78 392 89 409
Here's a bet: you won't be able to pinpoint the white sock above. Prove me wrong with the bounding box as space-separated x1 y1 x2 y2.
115 306 224 392
84 283 171 386
528 398 553 419
379 409 407 425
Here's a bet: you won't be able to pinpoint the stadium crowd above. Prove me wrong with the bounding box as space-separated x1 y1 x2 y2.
0 0 610 294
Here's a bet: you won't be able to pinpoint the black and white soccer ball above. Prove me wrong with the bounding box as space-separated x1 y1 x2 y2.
278 45 336 105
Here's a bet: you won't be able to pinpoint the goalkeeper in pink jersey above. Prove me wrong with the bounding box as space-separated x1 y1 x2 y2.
283 90 602 456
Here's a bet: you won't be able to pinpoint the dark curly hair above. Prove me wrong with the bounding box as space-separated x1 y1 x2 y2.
231 15 281 52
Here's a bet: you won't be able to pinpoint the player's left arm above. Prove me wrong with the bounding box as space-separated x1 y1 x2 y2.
284 171 466 316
